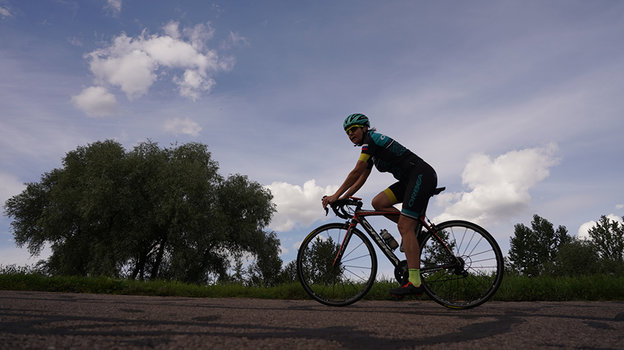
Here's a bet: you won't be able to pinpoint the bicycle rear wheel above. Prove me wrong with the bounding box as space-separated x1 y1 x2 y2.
419 220 503 309
297 223 377 306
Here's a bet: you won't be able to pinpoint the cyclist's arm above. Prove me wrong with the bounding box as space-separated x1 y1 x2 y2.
341 166 371 199
323 160 369 207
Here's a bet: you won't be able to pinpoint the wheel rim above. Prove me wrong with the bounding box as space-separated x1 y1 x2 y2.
297 224 377 306
420 221 503 309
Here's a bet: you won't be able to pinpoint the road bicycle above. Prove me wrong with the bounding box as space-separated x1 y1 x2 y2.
296 187 504 309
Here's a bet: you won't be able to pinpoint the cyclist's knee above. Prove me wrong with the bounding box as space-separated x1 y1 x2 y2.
372 189 398 210
371 193 388 210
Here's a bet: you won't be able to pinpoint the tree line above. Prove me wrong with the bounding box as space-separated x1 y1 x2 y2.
507 214 624 276
4 140 623 286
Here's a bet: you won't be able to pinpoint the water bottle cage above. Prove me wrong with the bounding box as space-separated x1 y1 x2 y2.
380 229 399 250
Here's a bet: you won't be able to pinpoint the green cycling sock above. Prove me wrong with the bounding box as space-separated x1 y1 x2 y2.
408 268 421 287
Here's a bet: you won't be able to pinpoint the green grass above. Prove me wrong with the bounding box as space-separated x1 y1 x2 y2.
0 273 309 299
492 274 624 301
1 272 623 301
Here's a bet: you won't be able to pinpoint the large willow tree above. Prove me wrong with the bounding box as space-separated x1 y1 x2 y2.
4 140 280 284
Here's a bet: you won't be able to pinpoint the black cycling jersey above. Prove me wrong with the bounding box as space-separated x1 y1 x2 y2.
359 131 426 180
358 130 437 219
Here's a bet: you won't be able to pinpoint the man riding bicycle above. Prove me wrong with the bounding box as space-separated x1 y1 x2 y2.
322 113 438 296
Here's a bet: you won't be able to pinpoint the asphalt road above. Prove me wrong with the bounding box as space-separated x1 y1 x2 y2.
0 290 623 349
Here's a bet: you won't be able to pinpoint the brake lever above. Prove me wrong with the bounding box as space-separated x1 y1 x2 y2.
322 196 329 216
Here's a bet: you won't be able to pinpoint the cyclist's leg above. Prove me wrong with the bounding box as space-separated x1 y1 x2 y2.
389 164 437 297
393 167 437 291
371 182 404 223
390 213 427 296
399 167 437 222
398 214 421 269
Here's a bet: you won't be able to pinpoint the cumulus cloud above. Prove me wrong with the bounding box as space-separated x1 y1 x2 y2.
73 20 232 114
163 117 202 137
183 23 216 50
265 180 339 232
88 43 155 99
71 86 117 117
434 143 559 226
174 69 215 100
577 214 624 240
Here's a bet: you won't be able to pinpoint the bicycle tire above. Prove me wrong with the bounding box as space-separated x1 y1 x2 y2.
297 223 377 306
419 220 503 309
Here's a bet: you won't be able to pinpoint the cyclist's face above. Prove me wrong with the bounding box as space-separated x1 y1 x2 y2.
347 126 365 144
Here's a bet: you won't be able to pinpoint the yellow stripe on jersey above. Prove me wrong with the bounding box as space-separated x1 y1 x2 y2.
359 153 371 162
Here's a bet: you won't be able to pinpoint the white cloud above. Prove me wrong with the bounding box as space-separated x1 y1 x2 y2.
0 6 11 18
0 172 25 206
183 23 216 51
223 32 250 49
105 0 122 15
577 221 595 241
265 180 338 232
163 21 181 39
577 214 623 240
163 117 202 137
88 38 156 99
71 86 118 117
174 69 215 101
434 144 559 226
78 21 230 108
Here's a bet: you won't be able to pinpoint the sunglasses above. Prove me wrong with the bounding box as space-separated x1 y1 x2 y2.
345 125 364 135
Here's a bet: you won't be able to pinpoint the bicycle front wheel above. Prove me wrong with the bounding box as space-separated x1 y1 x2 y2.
420 220 503 309
297 223 377 306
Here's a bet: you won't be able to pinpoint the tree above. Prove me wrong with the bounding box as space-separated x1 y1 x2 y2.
587 215 624 273
508 215 571 276
247 232 283 286
4 140 279 284
6 140 131 276
298 237 343 284
277 260 298 284
549 238 601 276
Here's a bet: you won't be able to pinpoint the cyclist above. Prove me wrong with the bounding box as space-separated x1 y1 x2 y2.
322 113 438 297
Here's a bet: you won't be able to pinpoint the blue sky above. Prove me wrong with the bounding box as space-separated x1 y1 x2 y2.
1 1 623 274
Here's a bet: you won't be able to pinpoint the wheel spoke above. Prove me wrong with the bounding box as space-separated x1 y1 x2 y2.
420 221 503 309
297 224 377 306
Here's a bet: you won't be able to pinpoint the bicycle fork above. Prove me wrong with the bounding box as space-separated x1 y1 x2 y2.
332 221 357 268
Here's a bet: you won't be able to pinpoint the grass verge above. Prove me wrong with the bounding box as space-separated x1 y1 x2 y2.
1 272 623 301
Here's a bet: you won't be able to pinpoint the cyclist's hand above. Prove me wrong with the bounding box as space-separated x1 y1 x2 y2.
322 194 338 209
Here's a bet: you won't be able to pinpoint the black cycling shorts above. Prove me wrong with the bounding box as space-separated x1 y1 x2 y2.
384 164 437 219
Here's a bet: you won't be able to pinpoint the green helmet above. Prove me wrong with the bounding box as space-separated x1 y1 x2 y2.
343 113 370 130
